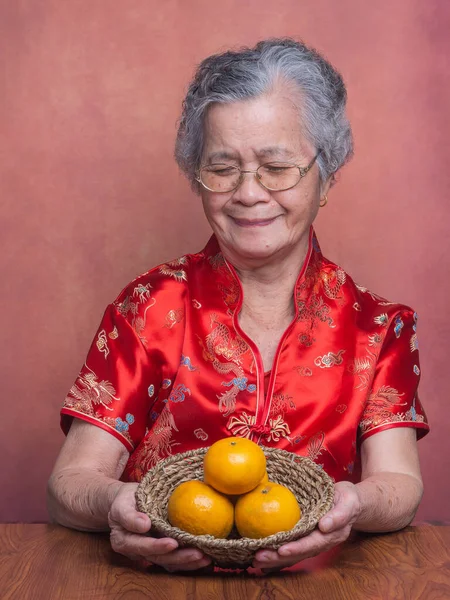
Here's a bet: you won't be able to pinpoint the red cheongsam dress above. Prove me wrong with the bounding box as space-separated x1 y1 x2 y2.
61 228 429 483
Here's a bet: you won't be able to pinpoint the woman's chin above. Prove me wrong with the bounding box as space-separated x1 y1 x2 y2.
228 239 281 262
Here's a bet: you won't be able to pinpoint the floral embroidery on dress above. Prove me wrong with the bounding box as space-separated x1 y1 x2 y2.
96 330 109 359
264 415 292 443
293 366 313 377
368 333 383 346
410 334 419 352
227 411 256 438
169 256 188 267
353 302 362 311
108 326 118 339
355 284 393 305
164 308 184 329
159 265 187 282
192 299 202 309
413 365 420 375
336 404 347 413
133 283 154 304
374 313 388 326
298 332 314 347
349 332 383 391
314 350 345 368
269 393 295 418
162 379 172 389
148 384 155 397
226 412 292 443
307 432 326 461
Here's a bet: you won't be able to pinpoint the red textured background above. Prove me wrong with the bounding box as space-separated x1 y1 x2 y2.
1 0 449 523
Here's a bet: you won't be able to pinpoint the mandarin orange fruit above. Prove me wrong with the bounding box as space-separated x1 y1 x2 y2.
167 480 234 538
203 437 266 495
235 482 302 539
227 470 270 504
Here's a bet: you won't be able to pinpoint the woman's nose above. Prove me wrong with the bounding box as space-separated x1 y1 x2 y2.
231 172 271 205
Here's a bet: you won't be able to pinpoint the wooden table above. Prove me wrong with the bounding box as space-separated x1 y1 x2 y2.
1 524 449 599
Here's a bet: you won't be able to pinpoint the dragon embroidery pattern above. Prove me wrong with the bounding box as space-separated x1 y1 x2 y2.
128 404 180 480
197 313 251 416
66 364 120 413
358 386 420 435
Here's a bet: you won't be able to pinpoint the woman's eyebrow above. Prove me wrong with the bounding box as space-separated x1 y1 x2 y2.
257 146 298 159
205 151 239 163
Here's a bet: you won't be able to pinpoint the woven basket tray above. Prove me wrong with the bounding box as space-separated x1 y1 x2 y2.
135 446 334 569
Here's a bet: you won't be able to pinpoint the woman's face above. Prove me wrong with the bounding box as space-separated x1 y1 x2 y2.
200 90 329 266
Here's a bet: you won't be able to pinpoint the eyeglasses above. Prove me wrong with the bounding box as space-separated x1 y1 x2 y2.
196 152 321 193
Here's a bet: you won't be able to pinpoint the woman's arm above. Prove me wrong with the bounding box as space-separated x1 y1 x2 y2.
47 419 211 571
253 427 424 569
351 427 423 532
47 419 130 531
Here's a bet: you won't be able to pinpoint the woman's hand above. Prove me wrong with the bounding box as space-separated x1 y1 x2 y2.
252 481 361 571
108 483 212 572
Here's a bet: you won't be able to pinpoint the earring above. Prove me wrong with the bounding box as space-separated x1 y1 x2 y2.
320 195 328 207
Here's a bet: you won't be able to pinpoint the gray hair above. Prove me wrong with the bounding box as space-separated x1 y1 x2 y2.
175 38 353 191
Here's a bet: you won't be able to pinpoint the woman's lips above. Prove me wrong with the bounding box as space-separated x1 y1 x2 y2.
231 216 279 227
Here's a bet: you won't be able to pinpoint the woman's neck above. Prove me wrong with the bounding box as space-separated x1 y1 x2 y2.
231 241 309 327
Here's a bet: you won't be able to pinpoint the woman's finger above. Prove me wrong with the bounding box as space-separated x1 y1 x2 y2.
160 557 212 572
110 529 178 558
253 554 299 569
275 528 335 558
146 547 207 567
109 502 151 535
318 484 360 533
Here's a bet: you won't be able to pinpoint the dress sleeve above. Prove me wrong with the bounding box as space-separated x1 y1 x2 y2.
358 309 429 442
61 304 157 451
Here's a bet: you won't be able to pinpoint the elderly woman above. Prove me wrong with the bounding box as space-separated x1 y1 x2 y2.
48 38 429 572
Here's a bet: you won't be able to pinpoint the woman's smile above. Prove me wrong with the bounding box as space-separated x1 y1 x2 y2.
231 216 280 227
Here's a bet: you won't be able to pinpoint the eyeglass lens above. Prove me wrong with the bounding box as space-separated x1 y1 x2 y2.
200 163 302 192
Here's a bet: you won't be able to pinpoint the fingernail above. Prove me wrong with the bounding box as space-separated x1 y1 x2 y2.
188 551 203 561
200 558 212 567
259 552 271 561
166 542 178 551
136 517 148 529
321 517 333 531
278 547 291 557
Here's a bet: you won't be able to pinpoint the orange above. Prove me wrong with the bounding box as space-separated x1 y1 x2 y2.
167 480 234 538
203 437 267 495
228 470 269 504
235 482 302 539
260 471 269 484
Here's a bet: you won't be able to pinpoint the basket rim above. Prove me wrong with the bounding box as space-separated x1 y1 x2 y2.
135 445 335 550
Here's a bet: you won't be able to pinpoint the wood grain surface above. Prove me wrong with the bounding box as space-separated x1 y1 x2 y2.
0 524 449 599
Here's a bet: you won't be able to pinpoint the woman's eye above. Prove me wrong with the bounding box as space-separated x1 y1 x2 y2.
265 165 289 173
207 166 236 175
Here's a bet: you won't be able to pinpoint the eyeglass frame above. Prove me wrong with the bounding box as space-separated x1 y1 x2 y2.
195 151 322 193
